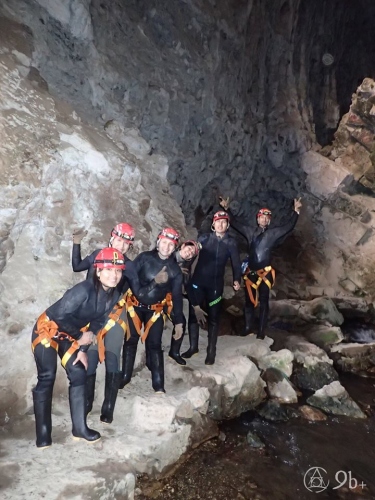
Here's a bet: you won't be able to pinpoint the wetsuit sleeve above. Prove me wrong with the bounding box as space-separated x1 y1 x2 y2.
227 208 254 245
228 239 242 283
72 247 96 272
171 272 184 325
269 211 299 246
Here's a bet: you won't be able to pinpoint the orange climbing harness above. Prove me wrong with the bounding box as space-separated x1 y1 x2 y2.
31 312 83 368
243 266 275 307
124 289 173 343
96 296 127 362
32 295 128 366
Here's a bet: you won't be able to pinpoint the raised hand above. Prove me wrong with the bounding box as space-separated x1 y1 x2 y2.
154 266 168 284
72 228 88 244
219 196 230 211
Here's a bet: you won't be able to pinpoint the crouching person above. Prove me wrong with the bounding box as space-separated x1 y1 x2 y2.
31 247 125 448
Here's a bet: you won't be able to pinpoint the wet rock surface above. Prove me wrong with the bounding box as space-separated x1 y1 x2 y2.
137 377 375 500
292 362 339 392
307 381 367 419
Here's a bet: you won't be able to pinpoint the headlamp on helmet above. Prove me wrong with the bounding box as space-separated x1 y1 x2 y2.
111 223 135 244
257 208 272 218
157 227 180 247
94 247 126 270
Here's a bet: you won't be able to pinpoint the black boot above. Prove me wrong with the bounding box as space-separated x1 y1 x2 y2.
168 332 186 365
32 389 52 448
69 385 101 442
258 299 269 340
205 323 219 365
145 347 151 371
181 323 199 358
240 306 254 337
100 372 120 424
85 373 96 417
119 343 137 389
149 350 165 393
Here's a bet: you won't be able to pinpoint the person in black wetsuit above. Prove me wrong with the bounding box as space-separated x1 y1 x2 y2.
219 196 302 339
183 212 241 365
71 223 138 424
168 240 202 366
31 247 125 448
120 227 184 393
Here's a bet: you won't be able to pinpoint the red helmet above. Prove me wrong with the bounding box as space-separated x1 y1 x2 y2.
212 211 230 223
182 240 202 257
157 227 180 246
111 223 135 244
94 247 125 269
257 208 272 218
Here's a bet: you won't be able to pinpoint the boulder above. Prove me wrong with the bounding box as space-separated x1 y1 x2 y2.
262 368 298 403
257 400 300 422
307 381 366 419
257 349 294 377
284 336 333 367
292 362 339 392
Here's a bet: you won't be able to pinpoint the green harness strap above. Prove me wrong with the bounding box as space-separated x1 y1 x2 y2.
209 296 222 307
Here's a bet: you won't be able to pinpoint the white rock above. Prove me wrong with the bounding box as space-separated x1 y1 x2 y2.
258 349 294 377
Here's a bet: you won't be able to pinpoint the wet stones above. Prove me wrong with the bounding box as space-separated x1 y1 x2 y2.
291 362 339 392
256 400 299 422
262 368 298 404
306 381 367 419
246 431 265 449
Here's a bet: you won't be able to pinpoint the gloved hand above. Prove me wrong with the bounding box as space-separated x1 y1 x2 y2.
194 305 208 327
219 196 230 210
72 228 88 245
173 324 184 340
154 266 168 284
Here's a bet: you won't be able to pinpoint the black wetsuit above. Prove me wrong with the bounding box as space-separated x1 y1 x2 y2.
72 244 143 374
229 209 299 337
122 249 183 392
32 279 120 392
167 250 198 363
185 232 241 364
187 232 241 324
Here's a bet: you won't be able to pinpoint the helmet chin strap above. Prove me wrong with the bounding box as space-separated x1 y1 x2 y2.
109 236 114 247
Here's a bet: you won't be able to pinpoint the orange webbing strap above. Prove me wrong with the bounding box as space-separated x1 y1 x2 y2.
32 312 59 352
243 266 275 307
124 290 172 343
32 312 80 368
96 297 127 363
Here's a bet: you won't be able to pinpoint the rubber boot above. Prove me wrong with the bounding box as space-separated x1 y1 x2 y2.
258 300 269 340
205 323 219 365
149 350 165 393
100 372 120 424
69 385 101 442
32 389 52 448
145 347 151 371
240 306 254 337
119 343 137 389
85 373 96 417
181 323 199 358
168 333 186 365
